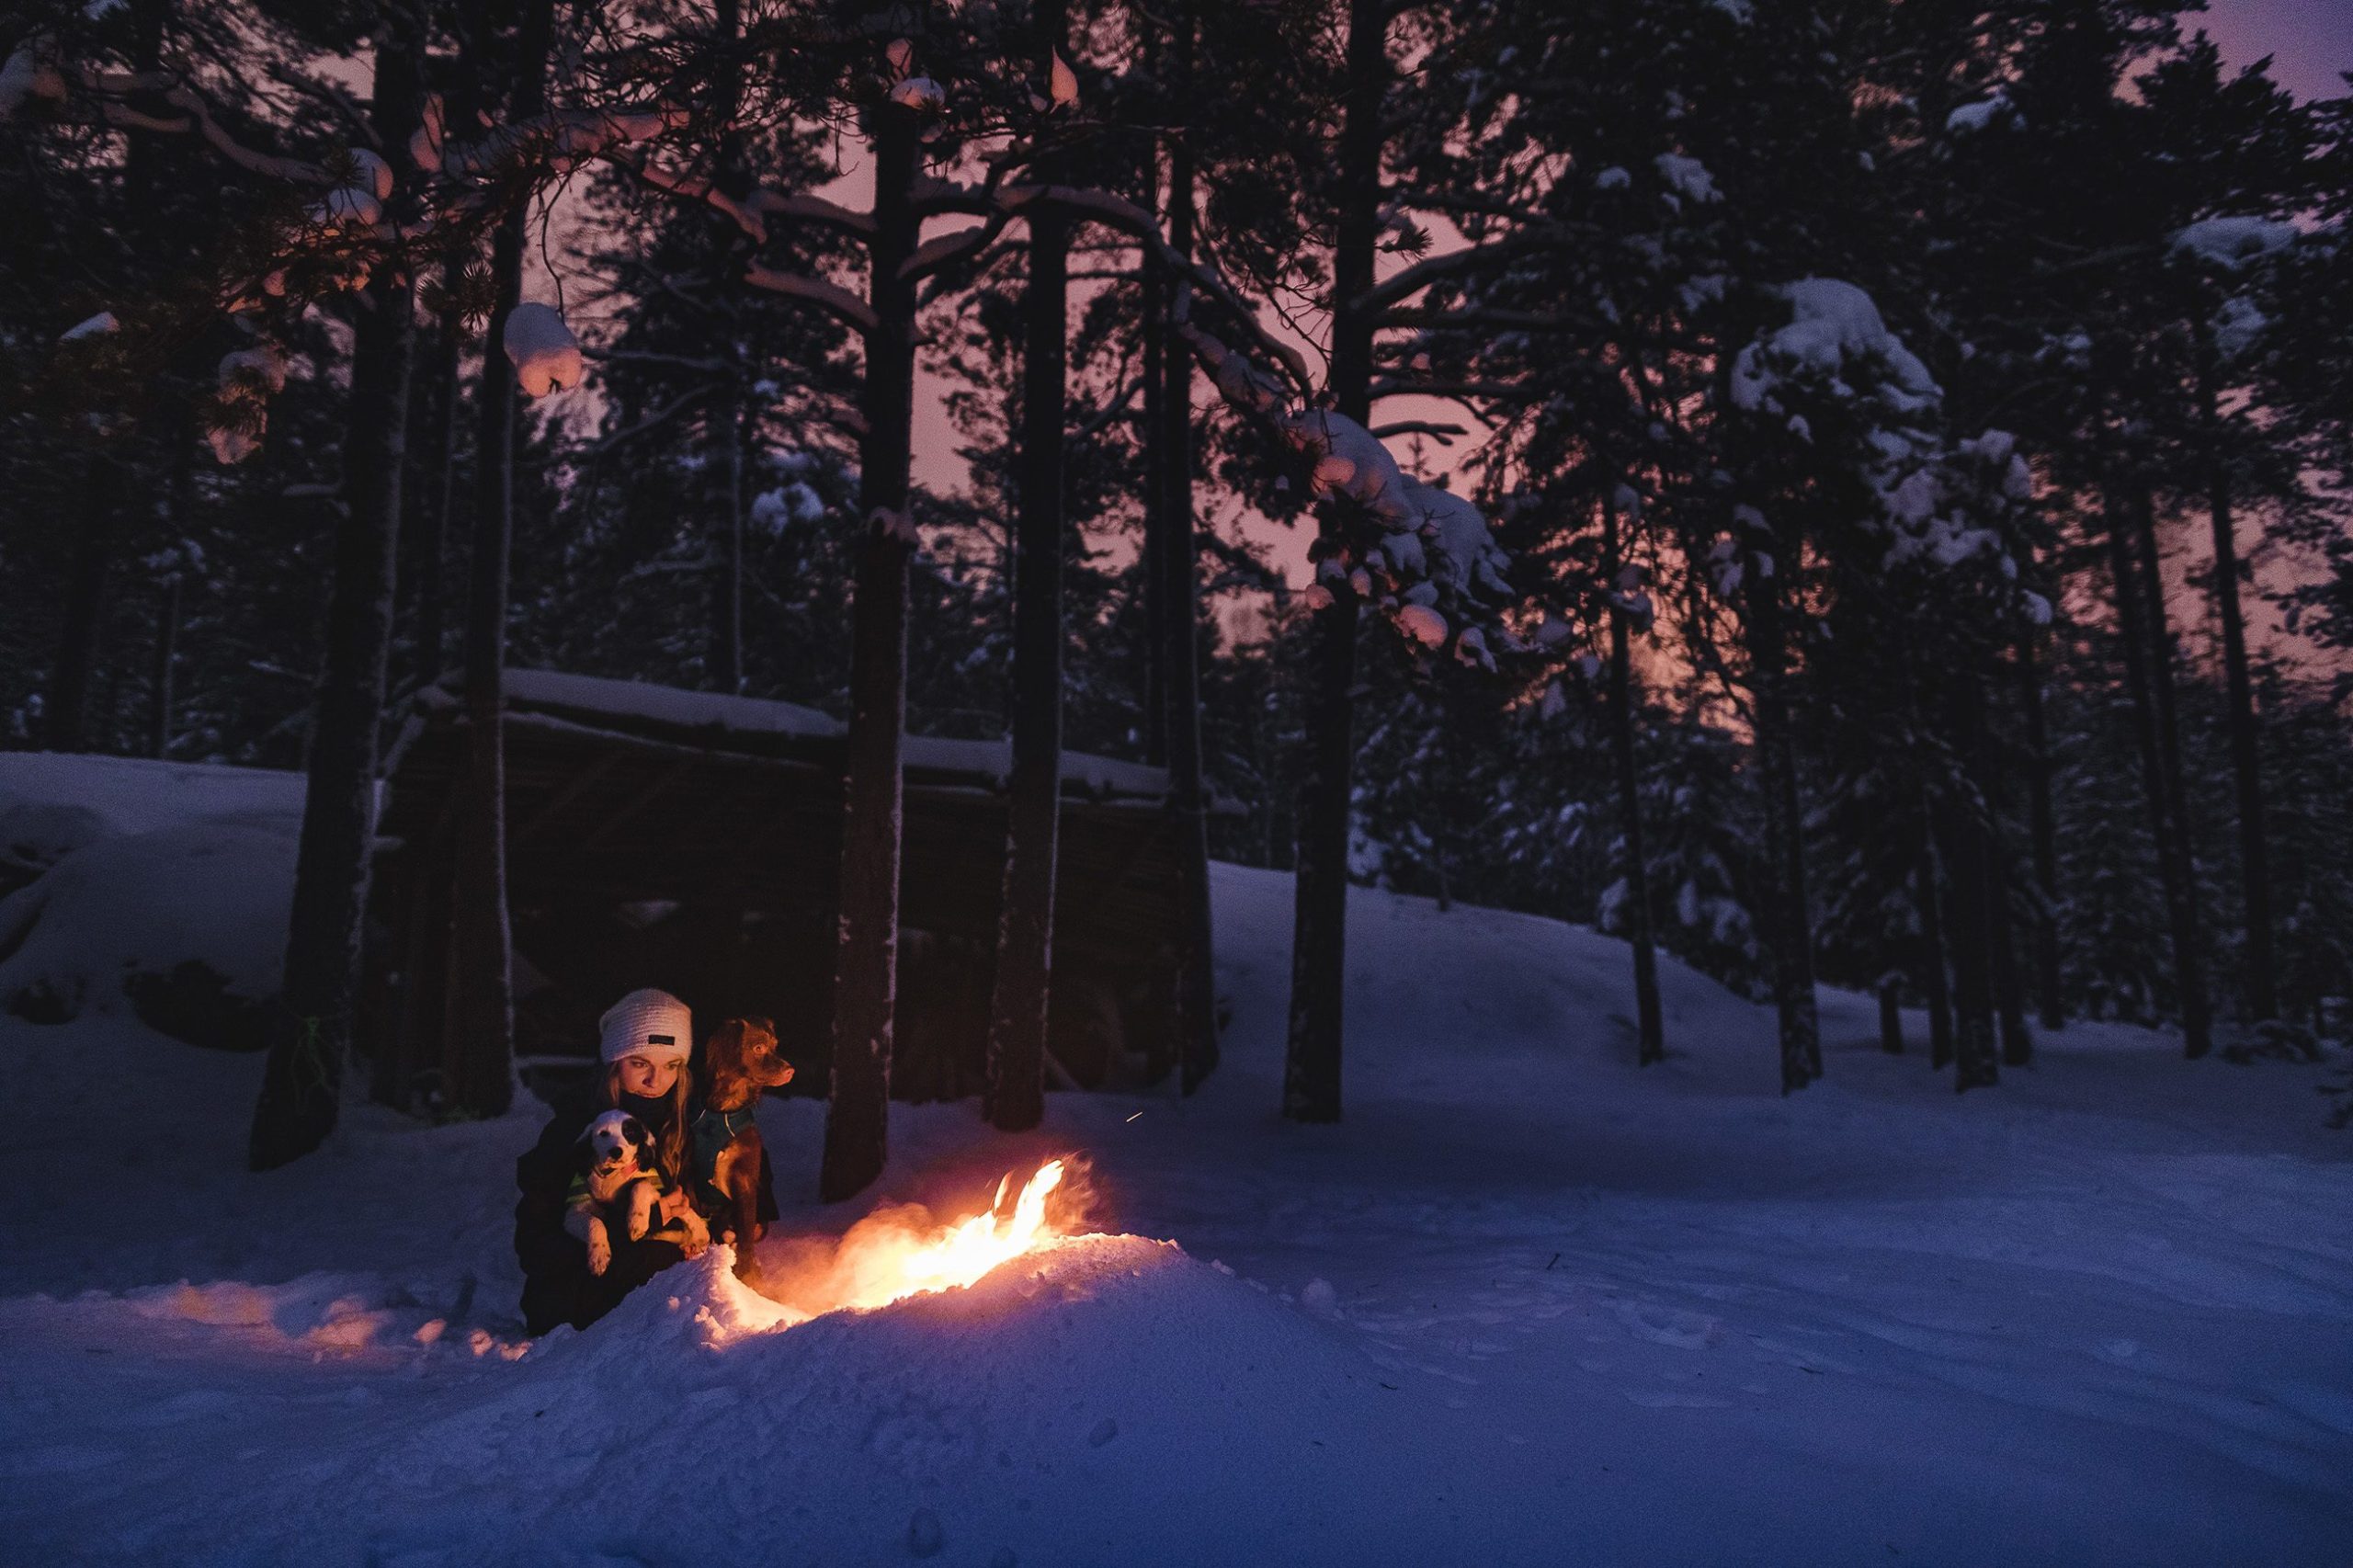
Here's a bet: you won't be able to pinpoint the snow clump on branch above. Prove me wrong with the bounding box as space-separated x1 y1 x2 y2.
1946 93 2023 133
1654 153 1720 206
1731 278 1938 418
2169 217 2296 271
206 344 285 465
1181 324 1511 666
503 302 583 397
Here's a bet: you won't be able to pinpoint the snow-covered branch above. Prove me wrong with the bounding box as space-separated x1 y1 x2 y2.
742 263 879 333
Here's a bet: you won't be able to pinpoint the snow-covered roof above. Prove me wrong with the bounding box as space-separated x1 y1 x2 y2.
501 668 842 742
400 669 1173 806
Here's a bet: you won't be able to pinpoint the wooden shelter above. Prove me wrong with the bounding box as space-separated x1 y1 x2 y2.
362 670 1200 1106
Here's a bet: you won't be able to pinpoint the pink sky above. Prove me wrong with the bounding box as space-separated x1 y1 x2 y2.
2197 0 2352 101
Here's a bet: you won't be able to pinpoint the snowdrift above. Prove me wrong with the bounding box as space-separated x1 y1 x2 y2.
3 752 2348 1568
0 755 302 1044
52 1238 1533 1567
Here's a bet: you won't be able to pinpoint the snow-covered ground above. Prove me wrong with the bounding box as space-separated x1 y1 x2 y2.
2 755 2348 1566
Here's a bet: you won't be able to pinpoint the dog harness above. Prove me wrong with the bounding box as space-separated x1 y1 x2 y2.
690 1105 757 1190
566 1161 665 1209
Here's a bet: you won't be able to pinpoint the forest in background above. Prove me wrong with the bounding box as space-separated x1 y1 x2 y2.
4 0 2350 1191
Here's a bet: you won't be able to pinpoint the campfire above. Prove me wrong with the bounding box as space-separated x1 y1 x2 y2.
710 1157 1087 1335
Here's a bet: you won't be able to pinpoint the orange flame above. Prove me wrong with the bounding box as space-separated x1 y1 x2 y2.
827 1157 1072 1312
718 1157 1083 1333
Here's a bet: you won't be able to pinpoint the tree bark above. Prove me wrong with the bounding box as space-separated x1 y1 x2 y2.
2103 485 2212 1058
2195 318 2276 1021
1141 235 1167 771
711 373 746 693
708 0 747 697
1283 0 1386 1124
148 572 178 759
1917 828 1955 1070
47 0 172 754
984 0 1071 1134
2016 627 2064 1028
150 425 191 759
48 453 115 753
1989 846 2033 1068
250 18 422 1169
1938 794 2000 1092
1601 493 1664 1064
1878 977 1904 1053
409 289 464 691
1745 562 1820 1093
818 83 920 1202
1158 0 1218 1094
441 0 554 1120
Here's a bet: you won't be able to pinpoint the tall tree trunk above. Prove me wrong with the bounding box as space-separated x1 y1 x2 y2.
818 81 921 1202
1988 843 2032 1068
149 425 192 759
1917 828 1955 1069
1601 494 1664 1063
1141 235 1167 770
48 0 171 754
1938 796 2000 1093
441 0 554 1120
403 298 459 691
1284 0 1385 1124
708 0 747 696
413 279 465 690
1976 672 2032 1068
2195 319 2275 1021
148 573 178 758
1878 977 1904 1053
984 0 1071 1134
2016 626 2063 1028
711 373 746 693
1158 0 1218 1094
2102 486 2212 1059
2132 486 2215 1056
49 454 115 752
1746 562 1820 1092
249 19 422 1169
1942 672 2001 1090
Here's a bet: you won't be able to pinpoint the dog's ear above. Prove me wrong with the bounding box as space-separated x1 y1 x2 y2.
710 1018 745 1063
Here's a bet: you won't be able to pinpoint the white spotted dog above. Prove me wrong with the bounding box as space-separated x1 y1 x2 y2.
566 1110 670 1276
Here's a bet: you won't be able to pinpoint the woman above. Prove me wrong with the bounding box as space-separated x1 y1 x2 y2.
515 987 706 1335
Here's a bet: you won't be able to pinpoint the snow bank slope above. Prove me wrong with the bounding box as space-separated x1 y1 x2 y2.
1205 859 1777 1103
2 755 2348 1567
14 1237 1542 1568
0 754 301 1035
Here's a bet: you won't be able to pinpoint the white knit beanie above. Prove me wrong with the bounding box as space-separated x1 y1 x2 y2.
598 988 693 1067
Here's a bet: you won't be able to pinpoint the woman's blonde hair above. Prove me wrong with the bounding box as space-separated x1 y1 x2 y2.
604 1061 693 1188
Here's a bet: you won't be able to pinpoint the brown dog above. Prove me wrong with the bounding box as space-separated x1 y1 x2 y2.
691 1017 793 1279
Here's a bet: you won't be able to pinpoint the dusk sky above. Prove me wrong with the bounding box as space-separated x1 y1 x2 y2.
2200 0 2352 100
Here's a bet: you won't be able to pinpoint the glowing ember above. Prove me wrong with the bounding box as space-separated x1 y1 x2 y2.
713 1157 1085 1334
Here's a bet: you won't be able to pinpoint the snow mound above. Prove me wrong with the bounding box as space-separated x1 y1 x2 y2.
0 753 302 881
0 821 293 1039
267 1236 1483 1565
1206 862 1775 1103
2170 216 2296 271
